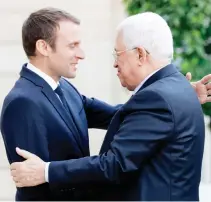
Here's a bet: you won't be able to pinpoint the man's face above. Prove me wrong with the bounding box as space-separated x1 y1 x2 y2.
113 32 140 91
47 20 85 80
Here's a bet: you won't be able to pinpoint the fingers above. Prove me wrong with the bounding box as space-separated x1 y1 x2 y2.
10 166 33 187
11 170 24 187
10 162 21 171
11 168 17 177
15 182 24 188
206 96 211 102
200 74 211 85
10 162 23 182
16 147 35 160
207 90 211 96
13 176 24 187
186 72 192 81
206 82 211 90
12 176 19 183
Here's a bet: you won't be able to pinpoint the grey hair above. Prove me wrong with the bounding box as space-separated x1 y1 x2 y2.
116 12 174 62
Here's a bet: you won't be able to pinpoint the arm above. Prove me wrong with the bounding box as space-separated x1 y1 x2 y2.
82 95 122 129
49 91 174 186
1 97 48 162
1 97 49 197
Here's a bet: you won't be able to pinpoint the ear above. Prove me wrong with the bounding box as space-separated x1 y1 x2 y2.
35 39 50 57
136 47 147 67
137 47 148 61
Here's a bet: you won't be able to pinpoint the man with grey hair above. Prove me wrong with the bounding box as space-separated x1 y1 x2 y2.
10 12 205 201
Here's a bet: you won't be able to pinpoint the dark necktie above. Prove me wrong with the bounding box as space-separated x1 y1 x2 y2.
54 86 70 112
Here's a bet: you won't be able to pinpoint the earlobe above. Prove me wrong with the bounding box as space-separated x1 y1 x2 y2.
138 61 142 67
137 53 142 67
138 56 142 67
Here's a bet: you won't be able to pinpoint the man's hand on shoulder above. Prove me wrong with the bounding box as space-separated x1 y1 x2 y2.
10 147 46 187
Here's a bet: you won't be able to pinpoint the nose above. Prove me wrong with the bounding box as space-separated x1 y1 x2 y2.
76 47 85 60
113 59 118 68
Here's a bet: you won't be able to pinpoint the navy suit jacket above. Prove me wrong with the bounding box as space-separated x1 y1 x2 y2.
48 64 205 201
0 64 119 201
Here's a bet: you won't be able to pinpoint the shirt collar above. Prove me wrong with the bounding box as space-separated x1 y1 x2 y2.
133 66 168 95
26 63 59 90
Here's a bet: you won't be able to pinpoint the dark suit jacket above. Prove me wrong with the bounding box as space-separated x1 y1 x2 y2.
48 64 205 201
0 64 119 201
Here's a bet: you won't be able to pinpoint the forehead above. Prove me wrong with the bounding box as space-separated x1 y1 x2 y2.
56 20 81 42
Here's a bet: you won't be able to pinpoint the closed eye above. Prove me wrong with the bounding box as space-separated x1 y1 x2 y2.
68 41 80 49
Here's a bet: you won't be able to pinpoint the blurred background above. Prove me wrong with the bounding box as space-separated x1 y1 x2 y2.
0 0 210 200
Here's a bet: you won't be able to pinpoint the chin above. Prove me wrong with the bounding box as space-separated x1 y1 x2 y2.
120 81 132 91
120 82 125 87
119 78 126 88
63 72 77 79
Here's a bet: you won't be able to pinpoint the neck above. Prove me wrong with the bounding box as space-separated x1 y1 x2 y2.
134 60 170 90
149 58 170 71
144 58 170 77
29 57 60 82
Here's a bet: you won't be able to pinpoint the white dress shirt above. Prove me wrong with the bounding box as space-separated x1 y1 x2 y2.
27 63 59 91
26 63 58 182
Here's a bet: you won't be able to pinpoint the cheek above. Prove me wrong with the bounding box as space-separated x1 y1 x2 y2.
53 47 74 60
127 58 138 74
120 60 130 75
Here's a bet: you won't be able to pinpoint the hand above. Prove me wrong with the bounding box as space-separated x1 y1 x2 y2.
10 147 46 187
186 72 211 104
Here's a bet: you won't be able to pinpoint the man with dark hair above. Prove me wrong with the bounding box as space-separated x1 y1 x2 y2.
0 7 119 201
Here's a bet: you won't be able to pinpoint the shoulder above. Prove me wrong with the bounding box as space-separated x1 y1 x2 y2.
2 92 38 115
132 88 171 110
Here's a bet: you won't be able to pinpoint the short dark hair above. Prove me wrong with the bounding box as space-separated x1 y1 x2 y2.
22 7 80 57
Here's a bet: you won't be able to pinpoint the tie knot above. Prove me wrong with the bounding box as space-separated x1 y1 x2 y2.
54 85 63 97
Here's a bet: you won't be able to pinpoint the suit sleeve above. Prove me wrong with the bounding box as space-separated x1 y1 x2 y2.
1 97 50 199
0 97 48 163
48 91 174 186
82 95 122 129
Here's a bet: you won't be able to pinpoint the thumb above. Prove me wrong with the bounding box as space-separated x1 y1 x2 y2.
16 147 35 160
186 72 192 81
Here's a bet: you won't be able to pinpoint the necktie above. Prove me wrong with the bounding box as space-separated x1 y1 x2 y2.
54 86 70 112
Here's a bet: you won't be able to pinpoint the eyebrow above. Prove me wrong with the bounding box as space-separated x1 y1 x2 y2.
68 41 81 45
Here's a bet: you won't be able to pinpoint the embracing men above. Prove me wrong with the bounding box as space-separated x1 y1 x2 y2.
1 8 210 201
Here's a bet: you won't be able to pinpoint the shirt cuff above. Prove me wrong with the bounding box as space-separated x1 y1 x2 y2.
45 162 50 183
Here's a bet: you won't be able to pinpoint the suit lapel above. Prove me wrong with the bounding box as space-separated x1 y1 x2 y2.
41 86 83 149
60 81 89 153
61 83 86 134
20 64 83 153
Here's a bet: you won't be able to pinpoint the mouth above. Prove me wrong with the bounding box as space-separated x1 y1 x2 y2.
117 69 121 75
70 63 78 71
71 63 78 66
